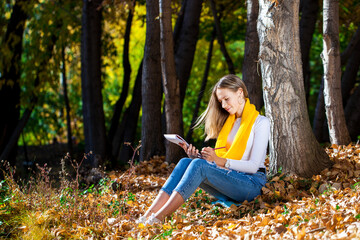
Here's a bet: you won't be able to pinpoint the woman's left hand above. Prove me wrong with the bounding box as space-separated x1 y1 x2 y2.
201 147 226 167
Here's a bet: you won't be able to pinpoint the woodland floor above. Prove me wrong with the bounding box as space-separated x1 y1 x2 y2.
1 143 360 239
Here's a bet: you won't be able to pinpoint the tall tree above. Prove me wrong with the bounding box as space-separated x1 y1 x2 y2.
81 0 108 167
159 0 184 164
1 15 62 161
341 31 360 107
140 0 165 162
209 0 235 74
117 61 143 164
313 26 360 142
108 2 135 144
313 78 326 142
61 46 73 155
345 86 360 141
341 26 360 66
174 0 204 105
299 0 319 104
242 0 263 110
186 28 215 143
321 0 351 145
0 0 31 165
257 0 332 178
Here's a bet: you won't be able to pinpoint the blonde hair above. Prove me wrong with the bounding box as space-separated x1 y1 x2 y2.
194 74 249 141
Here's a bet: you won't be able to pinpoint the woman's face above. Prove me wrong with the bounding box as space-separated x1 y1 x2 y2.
216 87 245 117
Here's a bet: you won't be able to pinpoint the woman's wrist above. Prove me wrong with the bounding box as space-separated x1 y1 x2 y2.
216 157 227 167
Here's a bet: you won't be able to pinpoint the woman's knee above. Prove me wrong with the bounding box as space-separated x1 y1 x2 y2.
178 157 192 166
171 158 192 173
189 158 207 171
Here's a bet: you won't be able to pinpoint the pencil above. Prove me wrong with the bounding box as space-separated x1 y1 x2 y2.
213 146 226 150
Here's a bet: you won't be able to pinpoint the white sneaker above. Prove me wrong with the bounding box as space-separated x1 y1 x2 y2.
144 213 162 225
135 215 147 224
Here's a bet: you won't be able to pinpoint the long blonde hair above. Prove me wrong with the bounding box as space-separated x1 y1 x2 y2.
194 74 249 141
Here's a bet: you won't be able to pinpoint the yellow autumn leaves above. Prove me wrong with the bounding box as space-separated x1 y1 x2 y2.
1 144 360 239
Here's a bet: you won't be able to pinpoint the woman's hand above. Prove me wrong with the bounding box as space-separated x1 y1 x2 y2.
179 143 200 159
201 147 226 167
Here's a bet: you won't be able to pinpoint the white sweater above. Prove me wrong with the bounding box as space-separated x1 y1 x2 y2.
225 115 270 174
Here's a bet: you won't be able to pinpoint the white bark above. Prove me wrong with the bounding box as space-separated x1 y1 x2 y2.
321 0 351 145
257 0 332 177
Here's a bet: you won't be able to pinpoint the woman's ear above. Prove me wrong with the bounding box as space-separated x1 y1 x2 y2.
237 88 243 97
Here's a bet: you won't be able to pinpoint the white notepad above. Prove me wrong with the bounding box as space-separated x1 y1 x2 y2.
164 134 189 147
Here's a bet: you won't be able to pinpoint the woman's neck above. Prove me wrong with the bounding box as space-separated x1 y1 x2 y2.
235 102 245 118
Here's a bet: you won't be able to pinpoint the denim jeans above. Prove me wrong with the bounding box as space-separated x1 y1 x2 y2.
161 158 267 203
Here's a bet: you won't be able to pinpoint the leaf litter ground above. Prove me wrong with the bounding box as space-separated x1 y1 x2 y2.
1 144 360 239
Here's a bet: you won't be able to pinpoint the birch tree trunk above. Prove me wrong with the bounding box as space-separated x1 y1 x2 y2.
140 0 165 161
159 0 184 164
321 0 351 145
257 0 332 178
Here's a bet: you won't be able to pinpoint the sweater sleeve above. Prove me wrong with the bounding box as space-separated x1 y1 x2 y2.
226 116 270 174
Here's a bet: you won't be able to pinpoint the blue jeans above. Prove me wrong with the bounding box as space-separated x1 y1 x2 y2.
161 158 267 202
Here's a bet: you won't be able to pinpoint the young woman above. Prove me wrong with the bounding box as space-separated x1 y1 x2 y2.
137 74 270 225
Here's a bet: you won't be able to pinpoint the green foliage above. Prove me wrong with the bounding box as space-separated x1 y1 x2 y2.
19 0 83 145
0 0 358 148
153 228 173 240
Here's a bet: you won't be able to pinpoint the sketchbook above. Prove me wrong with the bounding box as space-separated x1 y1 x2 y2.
164 134 189 147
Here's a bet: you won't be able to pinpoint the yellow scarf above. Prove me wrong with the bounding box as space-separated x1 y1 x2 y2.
215 98 259 160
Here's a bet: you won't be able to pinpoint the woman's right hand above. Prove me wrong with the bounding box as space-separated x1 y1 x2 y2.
179 143 200 159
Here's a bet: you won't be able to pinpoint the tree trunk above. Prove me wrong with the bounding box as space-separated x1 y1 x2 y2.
299 0 319 105
117 61 143 164
174 0 203 106
242 0 263 111
173 0 186 42
186 28 215 143
0 105 34 161
62 46 73 155
81 0 108 167
341 26 360 66
112 60 143 164
341 38 360 107
0 0 30 165
159 0 185 164
108 3 134 143
257 0 332 178
209 0 235 74
312 77 326 142
321 0 351 145
140 0 165 162
1 13 61 162
345 86 360 141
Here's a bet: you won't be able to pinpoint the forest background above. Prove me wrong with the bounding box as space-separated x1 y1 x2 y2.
0 0 360 173
2 0 360 238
